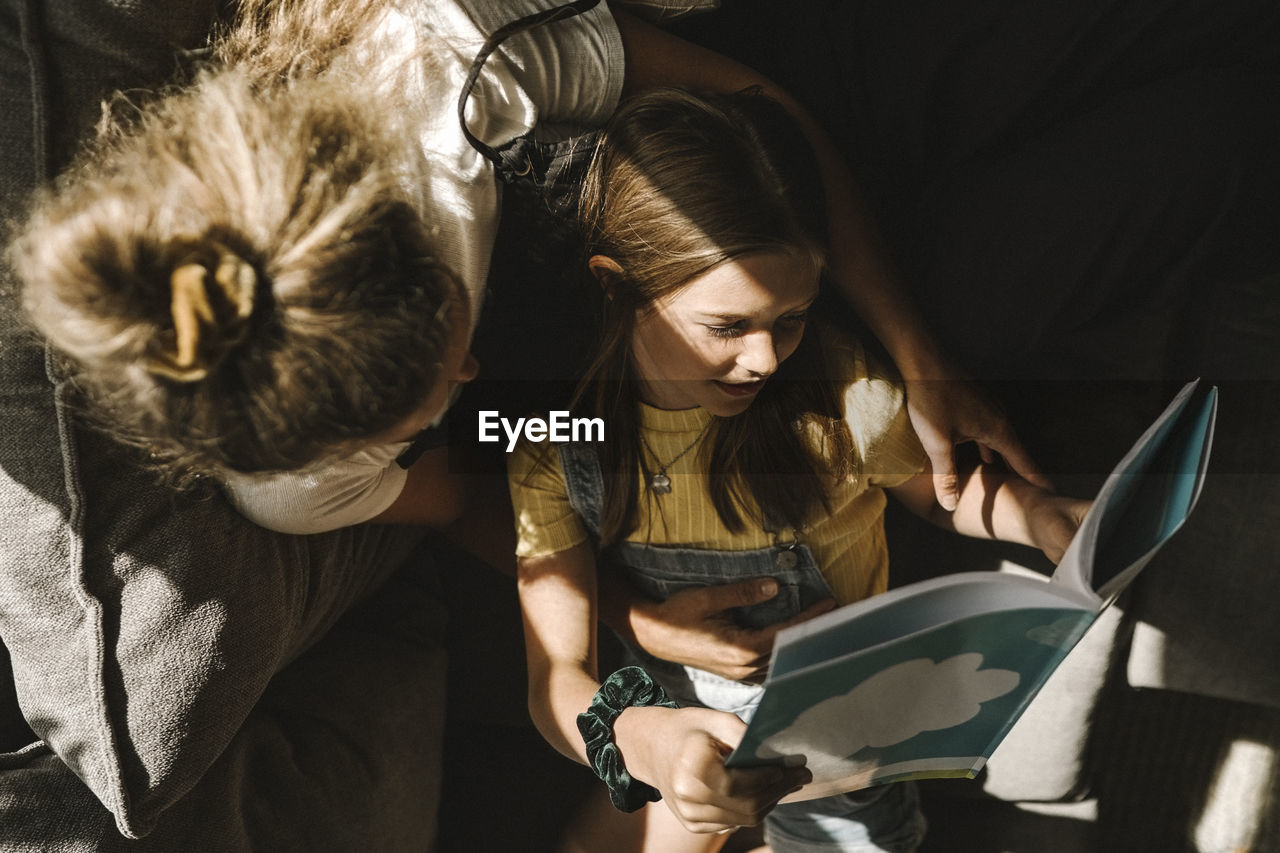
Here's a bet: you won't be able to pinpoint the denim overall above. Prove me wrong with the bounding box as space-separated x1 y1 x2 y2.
558 442 927 853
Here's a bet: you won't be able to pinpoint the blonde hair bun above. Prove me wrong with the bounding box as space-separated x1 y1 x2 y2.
146 245 260 383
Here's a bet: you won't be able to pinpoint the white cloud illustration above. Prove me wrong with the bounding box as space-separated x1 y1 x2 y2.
757 653 1019 779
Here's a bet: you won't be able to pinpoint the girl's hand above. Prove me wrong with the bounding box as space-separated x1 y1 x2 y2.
623 579 836 683
615 705 812 834
904 374 1053 512
1025 493 1092 564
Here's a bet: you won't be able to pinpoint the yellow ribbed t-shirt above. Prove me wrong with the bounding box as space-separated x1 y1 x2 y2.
507 342 926 606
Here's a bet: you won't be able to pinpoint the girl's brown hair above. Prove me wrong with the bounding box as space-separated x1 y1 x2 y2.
576 88 855 545
8 0 461 478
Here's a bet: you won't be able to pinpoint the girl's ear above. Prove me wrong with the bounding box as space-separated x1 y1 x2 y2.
587 255 625 296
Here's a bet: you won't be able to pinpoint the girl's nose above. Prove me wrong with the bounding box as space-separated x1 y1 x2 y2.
738 331 778 377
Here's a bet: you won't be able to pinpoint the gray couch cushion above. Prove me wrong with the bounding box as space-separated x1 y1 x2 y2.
0 554 449 851
1126 273 1280 710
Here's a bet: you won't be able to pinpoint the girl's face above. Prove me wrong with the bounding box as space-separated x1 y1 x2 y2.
628 251 819 417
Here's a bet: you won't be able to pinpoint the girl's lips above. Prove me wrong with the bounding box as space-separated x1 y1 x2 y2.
714 378 766 397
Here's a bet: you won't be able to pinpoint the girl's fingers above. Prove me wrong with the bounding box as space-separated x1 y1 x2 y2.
670 723 811 831
637 707 813 833
673 768 806 833
722 760 811 799
978 442 997 465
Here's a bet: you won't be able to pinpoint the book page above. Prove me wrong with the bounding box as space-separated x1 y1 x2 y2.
1051 379 1217 602
729 607 1097 797
771 570 1094 679
1090 388 1216 600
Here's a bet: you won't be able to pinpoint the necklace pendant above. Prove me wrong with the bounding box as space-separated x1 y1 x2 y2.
650 472 672 494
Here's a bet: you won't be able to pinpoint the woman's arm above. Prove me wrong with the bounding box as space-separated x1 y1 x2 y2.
613 10 1050 509
368 446 471 527
889 464 1090 564
517 542 810 832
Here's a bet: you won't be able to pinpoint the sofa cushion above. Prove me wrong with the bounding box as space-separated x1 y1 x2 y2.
0 384 425 841
1127 273 1280 710
0 550 449 851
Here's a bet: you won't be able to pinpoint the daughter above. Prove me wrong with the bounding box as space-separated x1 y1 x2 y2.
509 89 1090 853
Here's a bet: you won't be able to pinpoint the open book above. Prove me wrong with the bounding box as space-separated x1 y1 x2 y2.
724 379 1218 801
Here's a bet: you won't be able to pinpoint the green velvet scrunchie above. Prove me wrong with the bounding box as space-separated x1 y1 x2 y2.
577 666 679 812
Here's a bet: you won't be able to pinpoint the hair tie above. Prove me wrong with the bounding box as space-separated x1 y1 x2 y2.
577 666 678 812
147 247 258 382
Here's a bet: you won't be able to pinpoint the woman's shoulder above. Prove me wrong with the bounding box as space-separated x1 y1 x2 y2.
220 443 410 535
431 0 626 138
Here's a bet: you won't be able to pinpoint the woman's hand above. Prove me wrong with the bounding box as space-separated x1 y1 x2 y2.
604 574 836 683
903 373 1053 512
615 705 812 834
1025 493 1092 564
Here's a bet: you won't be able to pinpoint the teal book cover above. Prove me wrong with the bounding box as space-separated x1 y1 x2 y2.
726 380 1218 800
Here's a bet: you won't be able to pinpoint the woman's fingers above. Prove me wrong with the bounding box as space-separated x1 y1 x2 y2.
906 375 1055 510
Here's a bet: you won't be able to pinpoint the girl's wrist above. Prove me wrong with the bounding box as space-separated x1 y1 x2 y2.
1019 482 1082 555
611 704 667 783
577 668 677 811
1003 476 1049 546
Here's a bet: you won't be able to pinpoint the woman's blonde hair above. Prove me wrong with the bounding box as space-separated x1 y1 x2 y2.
575 88 855 544
8 0 460 478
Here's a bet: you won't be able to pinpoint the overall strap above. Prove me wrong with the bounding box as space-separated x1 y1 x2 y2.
457 0 602 180
557 441 605 539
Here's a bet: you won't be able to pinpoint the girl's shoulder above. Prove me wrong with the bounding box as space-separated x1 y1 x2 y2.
507 431 570 490
820 326 906 409
817 324 912 455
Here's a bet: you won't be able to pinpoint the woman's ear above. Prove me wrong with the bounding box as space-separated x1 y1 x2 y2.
587 255 625 297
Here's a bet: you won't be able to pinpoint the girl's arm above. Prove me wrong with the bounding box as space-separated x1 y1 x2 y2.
517 542 810 833
613 10 1050 510
888 463 1090 564
517 542 604 761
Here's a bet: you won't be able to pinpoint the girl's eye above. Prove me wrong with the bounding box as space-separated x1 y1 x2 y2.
780 312 808 327
706 322 745 339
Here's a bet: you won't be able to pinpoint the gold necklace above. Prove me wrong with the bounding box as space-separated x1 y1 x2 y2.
640 418 713 495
